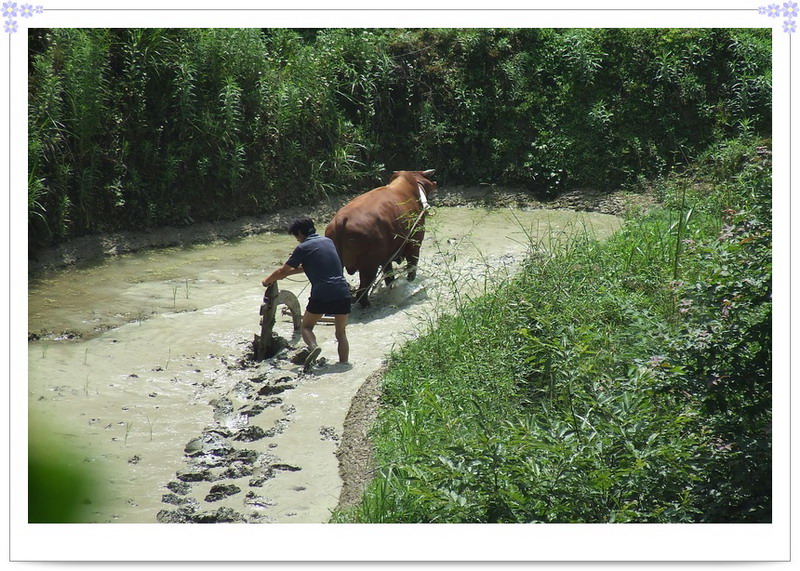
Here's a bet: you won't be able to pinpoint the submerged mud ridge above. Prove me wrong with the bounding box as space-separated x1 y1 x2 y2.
156 349 323 523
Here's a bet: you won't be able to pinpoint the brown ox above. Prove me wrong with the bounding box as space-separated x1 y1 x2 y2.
325 169 437 307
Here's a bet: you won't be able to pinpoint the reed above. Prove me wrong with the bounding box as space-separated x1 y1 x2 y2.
144 414 154 442
124 422 133 447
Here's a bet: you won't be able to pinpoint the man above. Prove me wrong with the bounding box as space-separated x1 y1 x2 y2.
261 217 351 371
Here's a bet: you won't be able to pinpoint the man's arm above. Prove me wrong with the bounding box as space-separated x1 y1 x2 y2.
261 263 304 287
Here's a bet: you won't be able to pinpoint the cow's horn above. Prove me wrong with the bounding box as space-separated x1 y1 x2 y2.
422 169 435 177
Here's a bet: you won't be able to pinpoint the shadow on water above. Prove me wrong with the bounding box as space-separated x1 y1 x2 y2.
344 278 430 325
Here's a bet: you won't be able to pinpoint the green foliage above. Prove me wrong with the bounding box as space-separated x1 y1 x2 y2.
29 423 98 522
666 146 772 521
28 28 770 251
333 139 771 523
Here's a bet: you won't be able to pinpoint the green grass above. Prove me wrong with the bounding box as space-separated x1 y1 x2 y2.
332 139 771 523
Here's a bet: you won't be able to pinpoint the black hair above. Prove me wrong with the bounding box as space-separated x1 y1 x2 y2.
288 217 316 237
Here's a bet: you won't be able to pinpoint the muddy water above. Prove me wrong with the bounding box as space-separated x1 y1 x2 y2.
27 206 620 523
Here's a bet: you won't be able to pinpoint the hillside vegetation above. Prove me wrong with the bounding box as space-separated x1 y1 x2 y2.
29 28 770 250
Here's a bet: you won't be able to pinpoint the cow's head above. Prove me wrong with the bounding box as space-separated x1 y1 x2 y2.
391 169 438 195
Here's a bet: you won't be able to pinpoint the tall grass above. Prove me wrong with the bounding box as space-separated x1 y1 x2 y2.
332 139 771 523
28 28 770 252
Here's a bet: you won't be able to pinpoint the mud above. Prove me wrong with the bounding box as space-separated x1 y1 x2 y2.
28 185 653 277
27 186 645 523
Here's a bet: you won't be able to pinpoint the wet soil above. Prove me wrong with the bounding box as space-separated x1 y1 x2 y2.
29 185 654 276
27 186 654 523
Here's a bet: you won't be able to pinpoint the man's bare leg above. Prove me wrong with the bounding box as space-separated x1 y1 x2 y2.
334 314 349 363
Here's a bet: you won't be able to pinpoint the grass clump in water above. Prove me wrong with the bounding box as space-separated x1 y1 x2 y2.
333 138 771 523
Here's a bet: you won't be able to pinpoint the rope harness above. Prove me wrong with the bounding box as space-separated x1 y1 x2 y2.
279 183 434 309
352 183 433 306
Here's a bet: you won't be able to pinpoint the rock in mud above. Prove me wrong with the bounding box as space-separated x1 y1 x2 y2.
272 463 301 472
209 397 236 420
220 461 254 480
234 425 268 442
258 383 293 397
166 480 192 495
319 426 340 442
204 483 241 502
248 462 277 487
248 474 271 488
157 506 196 523
193 507 247 523
238 402 268 417
232 380 255 399
176 467 213 482
159 505 249 523
244 491 276 509
184 432 234 459
162 493 198 507
229 448 259 464
183 437 205 456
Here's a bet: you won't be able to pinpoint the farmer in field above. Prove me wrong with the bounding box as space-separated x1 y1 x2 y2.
261 216 351 370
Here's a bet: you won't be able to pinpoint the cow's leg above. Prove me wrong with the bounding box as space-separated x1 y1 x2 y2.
406 245 421 281
383 261 395 286
356 266 378 307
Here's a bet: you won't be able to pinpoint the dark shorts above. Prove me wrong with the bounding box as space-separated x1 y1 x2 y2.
306 296 352 316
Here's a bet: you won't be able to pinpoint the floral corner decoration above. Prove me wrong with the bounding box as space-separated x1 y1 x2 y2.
3 2 44 34
2 4 799 34
759 2 798 32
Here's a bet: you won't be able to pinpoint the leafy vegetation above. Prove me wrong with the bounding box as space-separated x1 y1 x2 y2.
28 28 770 251
333 138 771 523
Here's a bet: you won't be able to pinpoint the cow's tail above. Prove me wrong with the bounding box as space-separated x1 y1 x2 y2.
331 216 356 275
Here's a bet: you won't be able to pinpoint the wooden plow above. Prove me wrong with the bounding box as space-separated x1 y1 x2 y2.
253 283 302 361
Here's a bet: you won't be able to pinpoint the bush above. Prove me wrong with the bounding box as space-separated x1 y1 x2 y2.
28 28 771 251
667 145 772 521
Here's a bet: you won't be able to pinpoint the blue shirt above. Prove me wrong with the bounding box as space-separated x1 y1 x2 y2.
286 233 350 302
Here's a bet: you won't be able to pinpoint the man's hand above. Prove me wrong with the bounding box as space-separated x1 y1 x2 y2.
261 263 301 288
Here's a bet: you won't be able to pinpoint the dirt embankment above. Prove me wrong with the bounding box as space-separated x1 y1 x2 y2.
28 186 655 276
